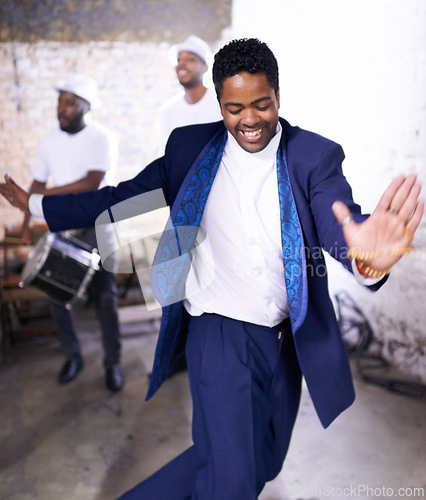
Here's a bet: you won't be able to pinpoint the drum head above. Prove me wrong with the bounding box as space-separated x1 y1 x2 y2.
20 232 52 285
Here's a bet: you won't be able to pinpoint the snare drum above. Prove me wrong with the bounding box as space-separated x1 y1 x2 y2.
20 232 101 307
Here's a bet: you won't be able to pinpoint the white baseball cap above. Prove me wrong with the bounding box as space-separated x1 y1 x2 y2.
169 35 212 65
54 73 101 108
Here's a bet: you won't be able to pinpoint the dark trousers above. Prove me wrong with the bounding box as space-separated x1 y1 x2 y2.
119 313 302 499
51 230 121 368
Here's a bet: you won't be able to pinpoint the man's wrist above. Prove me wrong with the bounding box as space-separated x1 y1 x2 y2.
354 259 391 279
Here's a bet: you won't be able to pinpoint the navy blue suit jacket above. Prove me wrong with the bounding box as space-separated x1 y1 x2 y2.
43 118 384 428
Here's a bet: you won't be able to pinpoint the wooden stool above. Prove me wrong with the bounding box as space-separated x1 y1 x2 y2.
1 279 55 362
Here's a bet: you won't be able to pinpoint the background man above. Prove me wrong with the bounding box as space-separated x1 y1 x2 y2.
1 40 422 498
157 34 222 152
19 73 123 392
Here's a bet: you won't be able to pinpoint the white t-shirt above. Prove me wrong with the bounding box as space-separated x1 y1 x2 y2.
157 87 222 153
32 121 118 188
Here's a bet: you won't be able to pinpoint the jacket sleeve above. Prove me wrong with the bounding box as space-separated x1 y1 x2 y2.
42 122 224 233
42 156 168 233
306 141 387 290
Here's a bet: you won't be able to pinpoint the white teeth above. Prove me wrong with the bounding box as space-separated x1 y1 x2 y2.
243 128 262 138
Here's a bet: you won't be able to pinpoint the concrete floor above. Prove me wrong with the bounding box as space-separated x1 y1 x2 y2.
0 301 425 500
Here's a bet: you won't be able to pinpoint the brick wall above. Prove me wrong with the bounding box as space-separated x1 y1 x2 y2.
0 0 231 227
0 39 231 227
0 41 165 225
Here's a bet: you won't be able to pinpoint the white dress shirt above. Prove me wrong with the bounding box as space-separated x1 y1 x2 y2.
184 123 288 327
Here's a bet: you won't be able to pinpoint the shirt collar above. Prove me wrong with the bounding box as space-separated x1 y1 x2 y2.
225 121 282 166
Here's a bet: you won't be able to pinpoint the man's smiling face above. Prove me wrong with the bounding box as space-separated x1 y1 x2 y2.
219 72 280 153
176 50 207 89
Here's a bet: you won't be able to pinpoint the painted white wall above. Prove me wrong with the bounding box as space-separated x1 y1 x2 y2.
231 0 426 381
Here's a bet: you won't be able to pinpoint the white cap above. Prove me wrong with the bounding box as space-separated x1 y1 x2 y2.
54 73 101 108
169 35 212 65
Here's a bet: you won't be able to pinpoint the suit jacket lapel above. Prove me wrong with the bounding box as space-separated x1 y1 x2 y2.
151 129 227 307
276 145 308 332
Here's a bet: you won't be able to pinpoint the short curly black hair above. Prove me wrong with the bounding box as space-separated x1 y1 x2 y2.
212 38 279 100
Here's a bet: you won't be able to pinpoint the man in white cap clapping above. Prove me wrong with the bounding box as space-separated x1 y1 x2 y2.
157 35 222 153
19 73 124 392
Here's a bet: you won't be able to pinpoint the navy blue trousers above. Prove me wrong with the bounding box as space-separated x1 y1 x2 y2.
119 313 302 499
51 228 121 368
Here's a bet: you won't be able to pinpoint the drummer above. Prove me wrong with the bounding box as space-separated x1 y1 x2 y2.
16 73 124 392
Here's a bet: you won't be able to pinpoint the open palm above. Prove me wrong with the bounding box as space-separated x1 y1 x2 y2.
332 174 424 272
